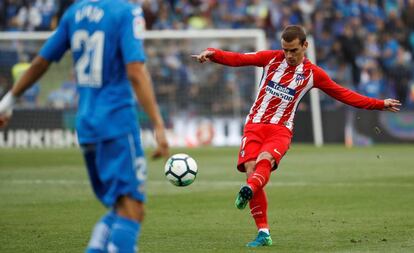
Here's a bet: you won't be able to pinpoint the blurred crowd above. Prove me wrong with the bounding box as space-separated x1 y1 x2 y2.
0 0 73 31
140 0 414 109
1 0 414 112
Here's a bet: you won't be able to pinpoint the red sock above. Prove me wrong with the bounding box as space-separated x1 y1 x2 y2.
249 188 268 229
247 159 272 193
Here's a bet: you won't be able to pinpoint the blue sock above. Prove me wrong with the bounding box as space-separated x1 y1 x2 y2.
108 215 140 253
85 210 116 253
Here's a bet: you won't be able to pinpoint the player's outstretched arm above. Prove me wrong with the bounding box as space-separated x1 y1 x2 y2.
127 62 169 159
191 50 215 63
314 66 403 112
383 98 401 112
0 56 50 128
192 48 274 67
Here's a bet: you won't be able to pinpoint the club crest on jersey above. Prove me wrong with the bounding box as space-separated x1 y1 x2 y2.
266 80 295 101
295 73 305 81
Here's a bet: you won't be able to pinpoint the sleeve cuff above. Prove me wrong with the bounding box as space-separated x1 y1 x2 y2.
0 91 16 115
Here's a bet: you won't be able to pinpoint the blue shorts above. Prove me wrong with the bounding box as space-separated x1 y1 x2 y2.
81 132 147 207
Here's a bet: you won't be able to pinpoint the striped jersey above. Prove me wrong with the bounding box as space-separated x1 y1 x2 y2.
208 48 384 131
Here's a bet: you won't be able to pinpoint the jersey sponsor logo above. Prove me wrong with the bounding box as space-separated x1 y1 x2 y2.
265 80 295 101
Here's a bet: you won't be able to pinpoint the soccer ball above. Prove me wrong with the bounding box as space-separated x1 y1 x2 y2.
164 153 198 186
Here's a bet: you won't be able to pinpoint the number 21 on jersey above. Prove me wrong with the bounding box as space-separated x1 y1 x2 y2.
72 30 104 87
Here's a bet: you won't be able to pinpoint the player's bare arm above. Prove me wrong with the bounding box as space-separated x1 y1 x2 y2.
0 56 50 128
192 50 215 63
383 98 401 112
127 62 169 159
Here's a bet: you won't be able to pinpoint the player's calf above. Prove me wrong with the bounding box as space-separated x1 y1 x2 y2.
107 196 143 252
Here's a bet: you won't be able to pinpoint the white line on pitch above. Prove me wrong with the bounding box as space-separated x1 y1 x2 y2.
1 179 414 188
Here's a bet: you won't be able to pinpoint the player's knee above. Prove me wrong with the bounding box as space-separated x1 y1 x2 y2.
244 161 256 178
116 196 145 222
257 151 272 161
121 204 145 222
257 152 275 166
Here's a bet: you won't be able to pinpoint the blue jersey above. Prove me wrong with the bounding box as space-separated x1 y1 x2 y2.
39 0 146 143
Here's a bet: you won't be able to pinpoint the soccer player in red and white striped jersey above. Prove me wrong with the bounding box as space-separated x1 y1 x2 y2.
193 25 401 247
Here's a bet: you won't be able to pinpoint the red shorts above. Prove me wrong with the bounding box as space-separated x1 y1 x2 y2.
237 123 292 172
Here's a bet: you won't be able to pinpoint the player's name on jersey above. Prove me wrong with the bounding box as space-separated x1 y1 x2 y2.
75 5 104 23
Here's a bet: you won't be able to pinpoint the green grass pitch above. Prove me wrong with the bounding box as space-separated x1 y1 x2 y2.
1 145 413 252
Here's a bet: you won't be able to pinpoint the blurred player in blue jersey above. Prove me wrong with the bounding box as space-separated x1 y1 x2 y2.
0 0 169 252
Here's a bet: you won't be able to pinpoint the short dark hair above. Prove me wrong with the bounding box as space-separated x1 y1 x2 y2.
281 25 307 45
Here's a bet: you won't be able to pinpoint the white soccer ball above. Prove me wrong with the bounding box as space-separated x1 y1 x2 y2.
164 153 198 186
